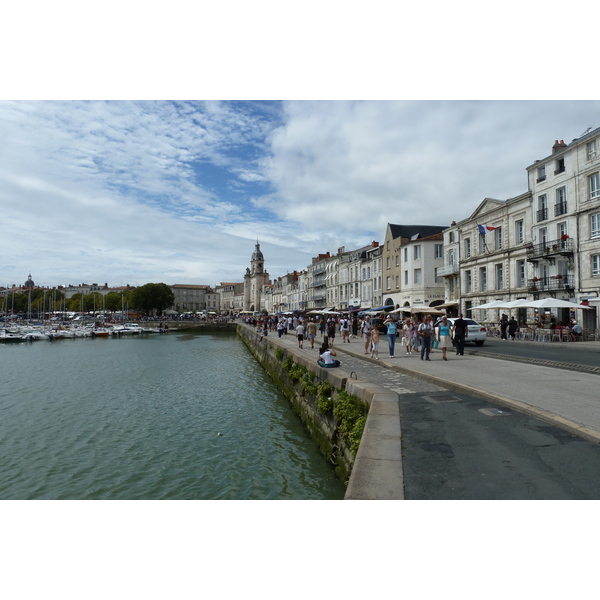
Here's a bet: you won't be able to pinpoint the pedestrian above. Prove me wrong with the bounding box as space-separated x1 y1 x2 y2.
370 323 380 359
508 316 518 340
418 315 434 360
306 318 317 349
451 314 468 356
296 322 305 348
351 317 359 338
277 319 285 338
412 316 421 352
340 315 350 343
570 320 583 341
384 314 397 357
499 313 509 340
361 315 373 354
402 317 413 354
326 318 337 347
437 315 452 361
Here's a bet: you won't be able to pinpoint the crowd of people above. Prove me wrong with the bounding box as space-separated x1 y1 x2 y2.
245 312 475 367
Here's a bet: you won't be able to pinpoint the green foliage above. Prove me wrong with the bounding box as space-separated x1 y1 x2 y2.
282 356 294 373
300 371 317 395
316 382 334 414
348 416 367 455
275 348 284 361
129 283 175 315
289 363 307 383
332 390 369 456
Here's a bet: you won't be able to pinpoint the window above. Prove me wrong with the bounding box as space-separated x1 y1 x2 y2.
537 195 548 221
395 275 399 288
414 268 422 284
414 245 421 260
555 157 565 175
591 213 600 238
539 227 548 246
479 267 487 292
386 276 391 290
593 255 600 277
404 270 408 285
590 173 600 200
494 227 502 250
464 237 471 257
495 263 503 290
479 234 485 253
434 244 443 259
555 187 567 216
386 241 390 251
403 247 408 262
588 139 598 160
516 260 525 287
465 270 472 293
395 255 399 267
537 165 546 182
386 257 391 270
448 249 455 264
434 268 443 283
449 232 455 243
515 219 524 245
557 222 567 240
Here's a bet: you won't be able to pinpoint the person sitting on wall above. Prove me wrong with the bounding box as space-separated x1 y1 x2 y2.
317 342 340 368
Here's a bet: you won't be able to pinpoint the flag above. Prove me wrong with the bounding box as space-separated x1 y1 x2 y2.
477 224 496 235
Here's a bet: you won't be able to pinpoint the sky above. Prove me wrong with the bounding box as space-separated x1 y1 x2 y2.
2 99 600 290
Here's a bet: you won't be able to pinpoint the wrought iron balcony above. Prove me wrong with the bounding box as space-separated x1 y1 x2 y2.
537 207 548 222
527 275 575 293
526 237 574 261
554 201 568 216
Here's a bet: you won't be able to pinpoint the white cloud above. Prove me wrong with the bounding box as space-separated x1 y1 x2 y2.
2 99 600 290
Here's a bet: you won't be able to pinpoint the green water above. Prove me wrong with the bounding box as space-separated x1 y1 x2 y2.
0 330 345 499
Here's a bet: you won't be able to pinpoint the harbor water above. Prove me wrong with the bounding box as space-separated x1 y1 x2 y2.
0 330 345 499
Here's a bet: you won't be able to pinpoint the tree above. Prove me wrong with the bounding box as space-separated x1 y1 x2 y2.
129 283 174 316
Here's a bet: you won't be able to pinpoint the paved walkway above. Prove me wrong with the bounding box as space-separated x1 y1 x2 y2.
271 329 600 444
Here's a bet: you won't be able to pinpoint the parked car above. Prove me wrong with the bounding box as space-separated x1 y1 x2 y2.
446 317 487 346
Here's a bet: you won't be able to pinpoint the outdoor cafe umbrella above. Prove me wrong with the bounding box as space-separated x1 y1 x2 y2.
526 298 592 310
466 300 506 310
394 305 447 315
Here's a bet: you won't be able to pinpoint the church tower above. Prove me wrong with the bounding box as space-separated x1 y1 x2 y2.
244 242 269 312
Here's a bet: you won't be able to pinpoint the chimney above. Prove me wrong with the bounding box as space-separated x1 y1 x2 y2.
552 139 568 153
372 240 379 247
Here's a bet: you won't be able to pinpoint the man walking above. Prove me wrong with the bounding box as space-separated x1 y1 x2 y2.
361 316 373 355
452 314 468 356
418 315 434 361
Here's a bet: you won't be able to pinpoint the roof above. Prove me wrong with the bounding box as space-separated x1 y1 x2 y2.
171 284 211 289
387 223 447 240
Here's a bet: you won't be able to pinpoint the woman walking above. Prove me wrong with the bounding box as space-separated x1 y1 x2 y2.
384 315 397 357
437 315 453 361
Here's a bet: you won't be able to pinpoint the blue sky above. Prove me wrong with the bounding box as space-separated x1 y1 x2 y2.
2 99 600 290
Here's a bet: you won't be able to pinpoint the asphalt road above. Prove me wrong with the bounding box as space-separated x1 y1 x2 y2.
466 336 600 369
331 341 600 499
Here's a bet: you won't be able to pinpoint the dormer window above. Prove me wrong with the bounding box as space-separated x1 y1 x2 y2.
555 157 565 175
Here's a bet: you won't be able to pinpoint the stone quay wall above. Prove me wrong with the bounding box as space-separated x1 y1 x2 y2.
237 325 405 500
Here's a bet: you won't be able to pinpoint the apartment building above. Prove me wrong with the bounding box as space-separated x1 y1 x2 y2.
170 284 215 313
381 223 446 309
440 128 600 331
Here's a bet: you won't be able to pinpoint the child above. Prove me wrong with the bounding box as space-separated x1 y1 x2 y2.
370 324 380 360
